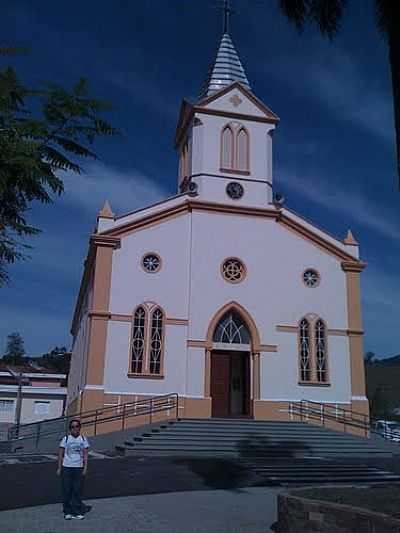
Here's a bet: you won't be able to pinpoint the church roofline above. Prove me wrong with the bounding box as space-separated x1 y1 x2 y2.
100 197 362 263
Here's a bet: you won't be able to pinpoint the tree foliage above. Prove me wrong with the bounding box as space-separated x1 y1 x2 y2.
37 345 71 374
0 59 117 285
278 0 400 184
3 331 26 365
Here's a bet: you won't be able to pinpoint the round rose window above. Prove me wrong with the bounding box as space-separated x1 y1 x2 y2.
142 253 161 273
303 269 320 288
221 258 246 283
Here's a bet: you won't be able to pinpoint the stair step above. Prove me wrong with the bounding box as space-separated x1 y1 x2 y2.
138 434 381 445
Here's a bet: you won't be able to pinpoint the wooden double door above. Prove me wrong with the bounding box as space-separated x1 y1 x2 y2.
210 350 250 417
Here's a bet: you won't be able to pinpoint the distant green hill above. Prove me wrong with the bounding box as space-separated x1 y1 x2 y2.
365 359 400 420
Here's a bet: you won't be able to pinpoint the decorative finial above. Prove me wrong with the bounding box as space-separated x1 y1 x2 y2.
98 200 114 219
344 229 358 246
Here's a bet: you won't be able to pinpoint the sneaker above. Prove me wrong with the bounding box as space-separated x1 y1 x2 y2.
64 514 73 520
72 514 85 520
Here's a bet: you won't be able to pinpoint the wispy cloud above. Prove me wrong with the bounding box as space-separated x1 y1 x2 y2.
264 43 393 145
60 161 169 216
278 168 400 243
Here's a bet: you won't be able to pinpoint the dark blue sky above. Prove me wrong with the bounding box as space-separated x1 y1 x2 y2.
1 1 399 358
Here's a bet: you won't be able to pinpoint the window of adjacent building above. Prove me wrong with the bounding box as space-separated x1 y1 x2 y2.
130 305 164 376
0 399 14 412
34 401 50 415
299 316 329 384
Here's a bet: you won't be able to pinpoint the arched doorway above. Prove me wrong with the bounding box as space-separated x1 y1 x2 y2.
210 309 251 417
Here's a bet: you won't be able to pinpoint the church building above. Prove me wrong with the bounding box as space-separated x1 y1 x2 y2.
67 26 368 424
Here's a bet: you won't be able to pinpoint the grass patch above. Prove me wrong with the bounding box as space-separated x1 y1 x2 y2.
292 485 400 517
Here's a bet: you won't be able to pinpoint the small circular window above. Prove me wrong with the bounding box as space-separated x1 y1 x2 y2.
142 253 161 273
303 269 320 288
221 258 246 283
226 181 244 200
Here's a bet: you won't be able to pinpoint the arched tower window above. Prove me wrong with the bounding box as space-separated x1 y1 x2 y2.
315 319 327 382
299 318 311 382
236 128 249 171
149 308 164 375
213 310 251 344
131 306 146 374
221 125 234 169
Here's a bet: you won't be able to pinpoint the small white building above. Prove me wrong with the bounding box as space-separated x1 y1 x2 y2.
67 30 368 423
0 362 67 429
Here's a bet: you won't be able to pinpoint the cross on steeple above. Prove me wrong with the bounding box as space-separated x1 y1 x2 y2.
221 0 233 34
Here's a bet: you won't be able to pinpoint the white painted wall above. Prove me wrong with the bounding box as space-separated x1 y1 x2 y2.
187 210 351 403
103 321 188 396
103 205 353 405
191 113 275 184
0 392 65 424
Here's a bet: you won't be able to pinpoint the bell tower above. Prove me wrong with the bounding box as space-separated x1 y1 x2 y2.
175 2 279 207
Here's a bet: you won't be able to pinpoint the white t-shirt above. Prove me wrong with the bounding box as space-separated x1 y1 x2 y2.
60 434 90 468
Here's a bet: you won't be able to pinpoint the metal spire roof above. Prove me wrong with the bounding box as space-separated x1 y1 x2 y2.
199 32 251 99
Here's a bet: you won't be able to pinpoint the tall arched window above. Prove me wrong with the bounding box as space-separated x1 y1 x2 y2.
131 307 146 374
315 319 327 382
236 128 249 171
129 304 165 376
299 318 311 382
298 315 329 384
213 310 251 345
149 308 163 375
221 126 234 169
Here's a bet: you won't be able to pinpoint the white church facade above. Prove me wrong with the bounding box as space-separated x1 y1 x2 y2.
67 31 368 424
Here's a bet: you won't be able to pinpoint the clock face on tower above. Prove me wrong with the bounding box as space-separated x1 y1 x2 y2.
226 181 244 200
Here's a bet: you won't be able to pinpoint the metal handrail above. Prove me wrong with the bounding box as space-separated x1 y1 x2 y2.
289 399 371 437
7 393 179 443
288 399 399 441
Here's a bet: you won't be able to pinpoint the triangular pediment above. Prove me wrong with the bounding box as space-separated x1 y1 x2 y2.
197 82 279 123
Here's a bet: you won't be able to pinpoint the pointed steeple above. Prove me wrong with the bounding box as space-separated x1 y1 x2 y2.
97 200 114 219
199 32 251 99
344 229 358 246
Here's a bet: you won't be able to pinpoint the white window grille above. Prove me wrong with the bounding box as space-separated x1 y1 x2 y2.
149 308 163 374
213 311 251 344
131 307 146 373
299 318 311 381
315 319 327 382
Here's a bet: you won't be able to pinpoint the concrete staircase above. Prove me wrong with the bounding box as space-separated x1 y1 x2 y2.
117 418 395 459
116 418 400 485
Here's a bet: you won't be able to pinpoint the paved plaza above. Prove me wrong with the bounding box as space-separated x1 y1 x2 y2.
0 487 281 533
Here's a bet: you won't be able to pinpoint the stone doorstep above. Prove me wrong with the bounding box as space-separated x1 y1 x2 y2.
278 493 400 533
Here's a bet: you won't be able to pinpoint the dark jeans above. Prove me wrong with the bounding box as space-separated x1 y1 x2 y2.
61 467 84 516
